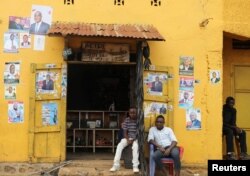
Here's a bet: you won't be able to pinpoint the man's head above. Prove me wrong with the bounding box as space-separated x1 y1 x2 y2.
34 11 42 23
8 86 13 93
128 107 137 120
155 115 165 130
9 64 15 74
212 72 217 78
189 111 197 121
184 91 189 99
13 102 18 110
10 33 15 40
46 74 51 81
226 96 235 108
23 35 29 43
155 76 160 82
184 57 191 67
15 18 21 24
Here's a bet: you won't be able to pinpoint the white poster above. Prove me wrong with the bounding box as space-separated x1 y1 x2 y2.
8 101 24 123
186 108 201 130
34 35 45 51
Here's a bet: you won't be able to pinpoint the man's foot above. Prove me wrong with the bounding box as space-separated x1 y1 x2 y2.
226 153 236 160
110 165 119 172
133 167 139 173
240 153 250 160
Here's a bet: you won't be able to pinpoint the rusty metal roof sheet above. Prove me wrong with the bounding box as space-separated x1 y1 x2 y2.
47 22 165 41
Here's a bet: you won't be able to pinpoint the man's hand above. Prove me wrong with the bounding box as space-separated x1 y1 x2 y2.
127 138 134 145
235 127 242 134
163 148 171 156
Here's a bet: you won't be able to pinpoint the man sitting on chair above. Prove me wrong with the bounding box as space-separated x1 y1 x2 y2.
148 115 181 176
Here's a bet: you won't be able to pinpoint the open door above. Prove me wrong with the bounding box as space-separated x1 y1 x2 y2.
29 63 67 162
143 65 174 132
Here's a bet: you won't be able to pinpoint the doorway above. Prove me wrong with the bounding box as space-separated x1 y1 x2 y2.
66 63 136 160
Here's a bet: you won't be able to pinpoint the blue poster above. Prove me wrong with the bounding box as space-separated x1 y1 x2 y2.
42 103 58 125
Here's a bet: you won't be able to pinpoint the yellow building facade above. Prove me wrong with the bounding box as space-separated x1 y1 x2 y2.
0 0 249 167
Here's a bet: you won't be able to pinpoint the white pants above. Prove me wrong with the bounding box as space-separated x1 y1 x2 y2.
113 138 139 168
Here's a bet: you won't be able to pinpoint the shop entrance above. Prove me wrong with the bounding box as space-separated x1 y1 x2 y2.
66 63 136 160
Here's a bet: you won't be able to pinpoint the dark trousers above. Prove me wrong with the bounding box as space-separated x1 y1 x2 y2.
152 146 181 171
223 127 247 153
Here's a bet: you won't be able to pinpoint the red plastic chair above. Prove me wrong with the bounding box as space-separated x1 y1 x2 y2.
149 144 184 176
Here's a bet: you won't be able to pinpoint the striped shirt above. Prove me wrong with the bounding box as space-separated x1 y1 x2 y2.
123 117 137 139
147 126 177 148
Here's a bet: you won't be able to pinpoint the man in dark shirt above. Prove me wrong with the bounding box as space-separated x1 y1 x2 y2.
223 96 250 160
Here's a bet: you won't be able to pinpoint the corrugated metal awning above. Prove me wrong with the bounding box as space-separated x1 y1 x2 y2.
47 22 165 41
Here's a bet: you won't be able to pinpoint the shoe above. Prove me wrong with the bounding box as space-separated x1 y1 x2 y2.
110 165 119 172
226 153 236 160
240 153 250 160
133 167 139 173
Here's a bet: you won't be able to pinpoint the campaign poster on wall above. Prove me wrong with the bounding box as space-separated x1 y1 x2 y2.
5 85 16 99
8 101 24 123
4 62 20 84
42 102 58 126
186 108 201 130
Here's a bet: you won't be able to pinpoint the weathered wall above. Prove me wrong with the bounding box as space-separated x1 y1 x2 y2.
0 0 224 164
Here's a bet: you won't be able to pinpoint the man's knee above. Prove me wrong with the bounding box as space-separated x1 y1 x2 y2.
171 147 180 158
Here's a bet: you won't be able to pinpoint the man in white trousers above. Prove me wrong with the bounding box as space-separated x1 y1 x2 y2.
110 107 139 173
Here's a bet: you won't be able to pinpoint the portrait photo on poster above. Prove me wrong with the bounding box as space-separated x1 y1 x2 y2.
179 76 194 90
3 32 19 53
4 62 20 84
144 73 168 96
144 102 168 116
8 101 24 123
210 70 220 84
179 56 194 76
178 90 194 109
5 85 16 100
8 16 30 32
36 71 57 94
186 108 201 130
30 5 53 35
19 33 31 48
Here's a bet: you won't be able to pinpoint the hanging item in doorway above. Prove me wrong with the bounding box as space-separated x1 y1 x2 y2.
5 85 16 100
42 102 58 126
186 108 201 130
8 101 24 123
4 62 20 84
179 56 194 76
210 70 220 84
81 42 129 62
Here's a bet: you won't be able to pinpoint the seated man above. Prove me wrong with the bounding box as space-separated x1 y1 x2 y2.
223 96 250 160
110 107 139 173
148 115 181 176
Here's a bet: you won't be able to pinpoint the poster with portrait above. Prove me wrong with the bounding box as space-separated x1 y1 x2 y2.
210 70 220 84
144 101 168 131
42 103 58 126
8 101 24 123
19 33 31 48
30 5 53 35
143 72 169 103
4 62 20 84
186 108 201 130
179 56 194 76
5 85 16 99
3 32 19 53
178 90 194 109
36 71 58 94
179 76 194 90
8 16 30 32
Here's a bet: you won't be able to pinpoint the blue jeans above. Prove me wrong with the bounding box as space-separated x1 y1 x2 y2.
152 146 181 171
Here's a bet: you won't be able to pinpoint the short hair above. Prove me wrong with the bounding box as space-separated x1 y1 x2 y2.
156 115 165 121
226 96 234 104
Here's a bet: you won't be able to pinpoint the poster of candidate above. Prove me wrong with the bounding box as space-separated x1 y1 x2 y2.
178 90 194 109
186 108 201 130
4 62 20 84
8 101 24 123
5 85 16 99
179 76 194 90
179 56 194 76
42 103 58 126
36 71 58 94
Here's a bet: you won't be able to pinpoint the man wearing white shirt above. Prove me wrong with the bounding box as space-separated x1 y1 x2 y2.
148 115 181 176
29 11 50 35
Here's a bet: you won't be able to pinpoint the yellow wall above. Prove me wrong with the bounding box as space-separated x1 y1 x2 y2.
0 0 225 164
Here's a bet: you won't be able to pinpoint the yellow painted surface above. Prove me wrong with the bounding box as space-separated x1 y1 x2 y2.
0 0 247 165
